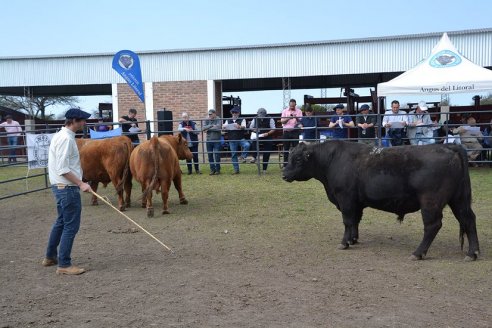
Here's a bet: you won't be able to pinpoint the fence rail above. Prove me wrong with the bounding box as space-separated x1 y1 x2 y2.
1 109 491 200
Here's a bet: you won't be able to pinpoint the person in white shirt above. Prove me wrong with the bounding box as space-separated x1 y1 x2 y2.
43 108 93 275
383 100 408 146
407 102 436 145
0 115 22 163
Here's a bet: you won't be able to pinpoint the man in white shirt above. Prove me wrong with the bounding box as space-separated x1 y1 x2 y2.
43 108 92 275
0 115 22 163
383 100 408 146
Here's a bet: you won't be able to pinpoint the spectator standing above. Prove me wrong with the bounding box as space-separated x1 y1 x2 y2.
119 108 141 145
223 107 250 174
178 112 201 175
43 108 93 275
280 99 302 166
407 102 435 145
328 104 354 139
383 100 408 146
355 104 376 145
0 115 22 163
249 108 276 174
202 109 222 175
94 117 110 132
482 118 492 149
300 106 319 143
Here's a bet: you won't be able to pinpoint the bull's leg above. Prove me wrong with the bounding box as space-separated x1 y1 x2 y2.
90 182 99 206
449 202 480 261
173 173 188 205
338 209 361 250
161 180 171 215
411 208 443 260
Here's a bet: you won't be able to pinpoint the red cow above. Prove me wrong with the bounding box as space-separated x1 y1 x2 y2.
130 136 190 217
76 136 133 211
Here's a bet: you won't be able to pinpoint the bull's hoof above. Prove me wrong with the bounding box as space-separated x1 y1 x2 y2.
162 210 170 215
348 239 358 245
337 243 349 250
118 206 126 212
91 201 99 206
147 208 154 218
180 198 188 205
125 203 131 208
409 254 423 261
464 254 477 262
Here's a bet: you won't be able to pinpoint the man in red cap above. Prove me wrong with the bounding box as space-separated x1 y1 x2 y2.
42 108 93 275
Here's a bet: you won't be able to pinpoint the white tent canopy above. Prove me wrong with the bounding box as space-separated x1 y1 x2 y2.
377 33 492 97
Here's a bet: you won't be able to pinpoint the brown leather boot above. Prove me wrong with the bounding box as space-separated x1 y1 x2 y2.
56 266 86 275
42 258 58 267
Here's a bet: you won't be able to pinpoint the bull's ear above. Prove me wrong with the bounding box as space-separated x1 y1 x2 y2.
177 134 183 142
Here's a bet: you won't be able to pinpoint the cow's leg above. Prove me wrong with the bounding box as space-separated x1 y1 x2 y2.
411 207 443 260
141 184 147 208
113 178 125 212
161 180 171 215
124 178 132 208
449 202 480 261
90 182 99 206
146 190 154 218
173 173 188 205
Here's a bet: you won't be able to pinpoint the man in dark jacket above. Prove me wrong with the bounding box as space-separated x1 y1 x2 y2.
356 104 377 145
178 112 201 174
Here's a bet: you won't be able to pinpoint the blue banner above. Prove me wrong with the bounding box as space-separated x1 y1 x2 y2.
89 127 123 139
112 50 145 102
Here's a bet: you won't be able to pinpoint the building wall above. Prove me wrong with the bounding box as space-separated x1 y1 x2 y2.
117 80 210 147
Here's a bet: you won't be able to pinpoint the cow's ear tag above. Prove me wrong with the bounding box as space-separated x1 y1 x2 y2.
304 152 310 161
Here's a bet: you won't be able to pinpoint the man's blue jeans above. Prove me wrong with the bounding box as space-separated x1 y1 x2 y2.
229 139 250 172
206 140 221 173
7 136 18 161
46 186 82 268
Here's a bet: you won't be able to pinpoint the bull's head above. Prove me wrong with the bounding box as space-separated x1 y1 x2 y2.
282 143 314 182
175 134 193 161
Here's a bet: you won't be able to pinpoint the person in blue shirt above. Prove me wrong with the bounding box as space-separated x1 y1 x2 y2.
300 105 319 143
328 104 354 139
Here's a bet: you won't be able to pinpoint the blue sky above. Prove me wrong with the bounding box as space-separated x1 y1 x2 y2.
3 0 492 115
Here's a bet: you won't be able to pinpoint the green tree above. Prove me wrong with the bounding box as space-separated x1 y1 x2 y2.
0 95 79 119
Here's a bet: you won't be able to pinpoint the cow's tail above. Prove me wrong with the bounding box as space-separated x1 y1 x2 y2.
115 140 132 193
457 145 472 250
142 136 160 201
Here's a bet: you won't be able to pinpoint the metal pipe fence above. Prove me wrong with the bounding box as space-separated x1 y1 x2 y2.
1 109 491 200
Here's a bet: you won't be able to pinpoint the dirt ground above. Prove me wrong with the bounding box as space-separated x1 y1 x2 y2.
1 167 491 328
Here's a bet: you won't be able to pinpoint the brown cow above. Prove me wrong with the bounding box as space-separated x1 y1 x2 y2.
130 136 190 217
76 136 133 211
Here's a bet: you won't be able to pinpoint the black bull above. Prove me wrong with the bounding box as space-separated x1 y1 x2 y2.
282 141 480 261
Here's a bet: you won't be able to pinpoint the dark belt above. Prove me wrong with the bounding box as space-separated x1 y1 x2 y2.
52 184 79 190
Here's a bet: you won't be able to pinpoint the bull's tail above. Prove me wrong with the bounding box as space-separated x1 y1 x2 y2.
142 136 160 201
456 145 472 250
115 139 133 193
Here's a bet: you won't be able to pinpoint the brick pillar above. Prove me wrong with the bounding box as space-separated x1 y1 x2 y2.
117 83 147 143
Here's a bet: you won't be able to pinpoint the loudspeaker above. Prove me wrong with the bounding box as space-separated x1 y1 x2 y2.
157 109 173 136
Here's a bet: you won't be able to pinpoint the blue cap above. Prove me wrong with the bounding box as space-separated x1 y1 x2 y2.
334 104 344 110
359 104 370 111
65 108 91 119
230 106 240 113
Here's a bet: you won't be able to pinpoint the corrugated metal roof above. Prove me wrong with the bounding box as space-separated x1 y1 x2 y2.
1 28 491 87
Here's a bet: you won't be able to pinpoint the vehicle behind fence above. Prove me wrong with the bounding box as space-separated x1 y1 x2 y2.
1 109 491 200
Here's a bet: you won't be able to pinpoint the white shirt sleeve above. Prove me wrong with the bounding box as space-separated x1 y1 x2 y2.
54 138 72 176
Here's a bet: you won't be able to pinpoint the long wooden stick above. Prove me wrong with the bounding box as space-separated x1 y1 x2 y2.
90 190 173 253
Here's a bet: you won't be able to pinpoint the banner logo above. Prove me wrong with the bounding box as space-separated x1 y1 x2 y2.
26 133 54 169
429 50 462 68
112 50 145 102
